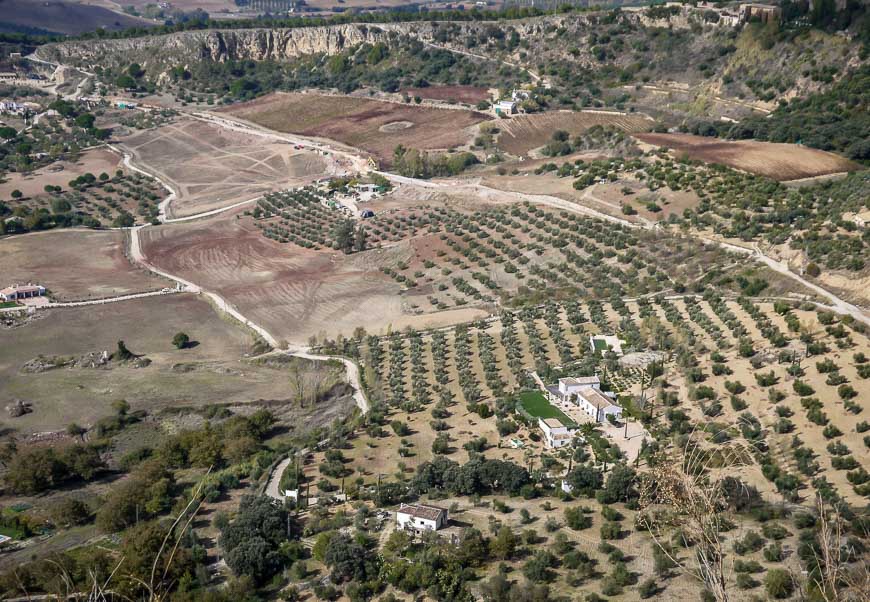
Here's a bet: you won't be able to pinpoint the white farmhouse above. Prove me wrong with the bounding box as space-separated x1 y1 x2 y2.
396 503 448 533
539 417 574 448
575 388 623 423
495 100 517 115
0 284 46 302
547 376 601 402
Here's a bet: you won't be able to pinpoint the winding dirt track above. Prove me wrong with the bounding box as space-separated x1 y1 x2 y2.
120 108 869 411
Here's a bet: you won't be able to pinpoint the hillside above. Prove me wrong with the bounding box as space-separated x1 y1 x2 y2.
34 6 861 121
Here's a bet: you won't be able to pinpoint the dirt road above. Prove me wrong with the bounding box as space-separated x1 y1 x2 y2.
288 348 370 414
116 106 869 400
265 455 294 501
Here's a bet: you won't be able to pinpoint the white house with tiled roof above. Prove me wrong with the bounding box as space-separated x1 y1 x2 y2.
0 283 45 302
396 503 448 533
575 388 623 423
548 376 601 402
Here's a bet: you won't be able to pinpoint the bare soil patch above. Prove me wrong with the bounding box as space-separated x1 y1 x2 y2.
221 92 487 166
634 133 860 181
0 229 167 301
400 85 491 104
139 208 407 344
118 117 329 218
495 110 653 156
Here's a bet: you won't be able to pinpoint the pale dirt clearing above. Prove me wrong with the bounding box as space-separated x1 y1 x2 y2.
0 228 168 301
118 117 329 218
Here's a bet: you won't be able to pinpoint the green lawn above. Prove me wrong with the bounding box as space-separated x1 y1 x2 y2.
519 390 576 427
0 302 19 309
592 338 608 352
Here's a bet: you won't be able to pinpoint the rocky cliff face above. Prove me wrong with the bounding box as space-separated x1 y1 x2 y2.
32 11 708 81
35 23 432 75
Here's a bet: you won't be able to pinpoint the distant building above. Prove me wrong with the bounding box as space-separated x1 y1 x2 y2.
539 417 574 448
546 374 623 424
0 284 46 302
843 211 870 228
396 503 448 533
590 335 624 356
739 3 781 24
0 101 25 115
495 100 517 116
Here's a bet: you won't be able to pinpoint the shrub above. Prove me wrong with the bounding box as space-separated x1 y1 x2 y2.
638 578 658 597
765 569 795 599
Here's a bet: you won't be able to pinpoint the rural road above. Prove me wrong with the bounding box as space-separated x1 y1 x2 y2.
46 288 181 307
104 103 867 417
118 145 372 414
288 348 370 414
265 455 294 500
391 175 870 327
423 41 542 82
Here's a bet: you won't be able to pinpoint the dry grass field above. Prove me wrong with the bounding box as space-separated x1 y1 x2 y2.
400 85 491 105
119 117 329 218
0 229 168 301
221 92 488 166
0 0 152 34
495 111 653 156
0 294 301 434
0 147 122 200
634 132 861 181
139 207 407 344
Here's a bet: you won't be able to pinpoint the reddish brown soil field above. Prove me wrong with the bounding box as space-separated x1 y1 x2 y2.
139 208 407 344
0 229 168 301
496 111 653 156
401 85 491 104
634 133 860 181
221 92 487 166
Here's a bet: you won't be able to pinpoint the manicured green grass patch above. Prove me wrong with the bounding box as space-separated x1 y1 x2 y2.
519 390 576 427
0 525 28 540
592 338 608 352
0 302 19 309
